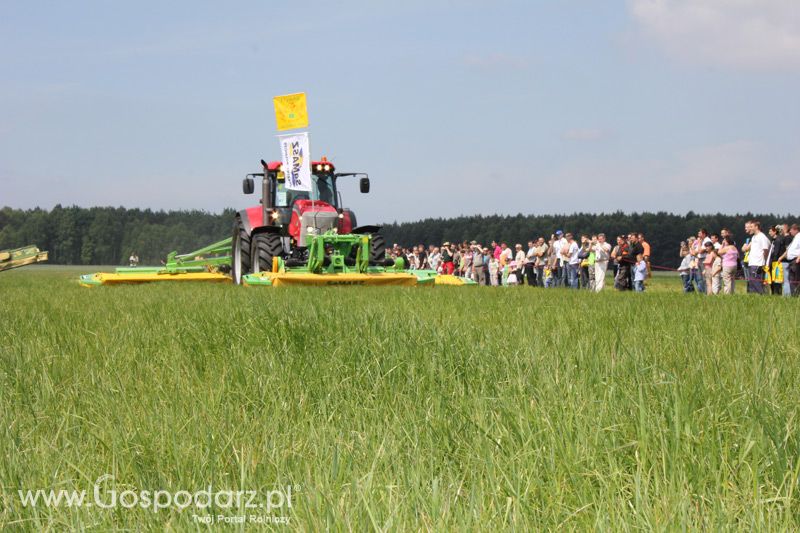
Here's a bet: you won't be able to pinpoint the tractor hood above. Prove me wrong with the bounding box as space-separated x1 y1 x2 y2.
289 200 340 247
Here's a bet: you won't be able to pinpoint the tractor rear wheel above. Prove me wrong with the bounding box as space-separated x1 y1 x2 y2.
369 233 386 266
231 218 251 285
251 233 283 273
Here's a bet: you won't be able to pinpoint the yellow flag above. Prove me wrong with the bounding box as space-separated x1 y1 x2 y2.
273 92 308 131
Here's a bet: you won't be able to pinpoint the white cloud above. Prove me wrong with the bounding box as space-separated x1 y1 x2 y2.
629 0 800 70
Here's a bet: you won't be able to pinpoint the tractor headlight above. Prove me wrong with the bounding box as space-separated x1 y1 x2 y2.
270 211 279 220
324 164 331 171
338 213 344 219
316 164 323 171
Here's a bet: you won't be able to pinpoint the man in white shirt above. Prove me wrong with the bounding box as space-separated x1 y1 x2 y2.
592 233 612 292
742 220 770 294
786 223 800 297
564 233 580 289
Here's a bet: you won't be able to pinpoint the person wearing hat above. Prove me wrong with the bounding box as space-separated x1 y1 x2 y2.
441 242 455 275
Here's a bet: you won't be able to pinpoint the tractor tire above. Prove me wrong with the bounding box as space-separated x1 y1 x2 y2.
251 232 283 273
369 233 386 266
231 218 251 285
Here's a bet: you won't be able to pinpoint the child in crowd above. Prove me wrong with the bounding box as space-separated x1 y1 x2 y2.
489 256 499 286
506 261 519 285
634 253 647 292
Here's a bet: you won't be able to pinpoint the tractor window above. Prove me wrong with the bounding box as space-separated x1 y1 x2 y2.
273 174 335 206
274 181 306 207
312 174 336 206
276 187 288 206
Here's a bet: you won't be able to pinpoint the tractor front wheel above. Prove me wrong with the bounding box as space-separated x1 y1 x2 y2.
251 233 283 273
231 218 251 285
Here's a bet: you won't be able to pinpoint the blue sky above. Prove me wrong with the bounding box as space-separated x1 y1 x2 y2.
1 0 798 223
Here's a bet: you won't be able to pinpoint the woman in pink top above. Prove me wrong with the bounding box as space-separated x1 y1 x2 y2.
719 235 739 294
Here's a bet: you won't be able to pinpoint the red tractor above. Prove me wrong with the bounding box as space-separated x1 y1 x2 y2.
231 157 387 284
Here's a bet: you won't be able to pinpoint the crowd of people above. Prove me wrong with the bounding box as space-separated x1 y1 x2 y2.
389 231 653 292
388 220 800 296
677 221 799 296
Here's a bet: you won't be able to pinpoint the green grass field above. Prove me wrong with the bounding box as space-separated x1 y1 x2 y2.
1 266 799 530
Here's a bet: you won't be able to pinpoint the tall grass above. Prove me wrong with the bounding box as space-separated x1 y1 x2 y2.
1 266 799 530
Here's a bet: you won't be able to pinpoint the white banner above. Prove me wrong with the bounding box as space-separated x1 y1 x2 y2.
278 132 312 191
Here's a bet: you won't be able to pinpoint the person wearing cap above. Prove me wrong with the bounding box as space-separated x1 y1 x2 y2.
440 242 454 275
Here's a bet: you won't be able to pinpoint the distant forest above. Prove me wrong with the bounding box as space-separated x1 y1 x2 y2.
1 205 797 268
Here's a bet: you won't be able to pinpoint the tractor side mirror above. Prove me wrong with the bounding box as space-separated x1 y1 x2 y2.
242 177 254 194
359 177 370 194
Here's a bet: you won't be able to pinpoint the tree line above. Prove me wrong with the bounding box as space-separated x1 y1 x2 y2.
1 205 796 268
0 205 234 265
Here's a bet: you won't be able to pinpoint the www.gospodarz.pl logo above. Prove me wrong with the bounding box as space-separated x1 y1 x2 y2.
13 474 296 523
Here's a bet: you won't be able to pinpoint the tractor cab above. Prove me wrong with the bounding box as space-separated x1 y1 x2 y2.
248 158 339 209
